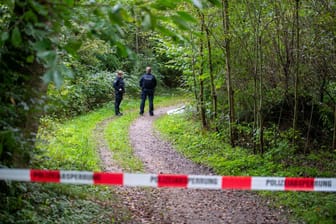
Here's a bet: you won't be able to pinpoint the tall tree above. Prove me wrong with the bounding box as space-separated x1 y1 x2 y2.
199 11 207 128
292 0 300 144
333 104 336 149
258 31 265 154
246 0 264 153
222 0 235 146
205 14 218 120
191 33 199 106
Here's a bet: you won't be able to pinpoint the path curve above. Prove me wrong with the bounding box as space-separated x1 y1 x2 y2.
94 106 292 223
128 106 291 223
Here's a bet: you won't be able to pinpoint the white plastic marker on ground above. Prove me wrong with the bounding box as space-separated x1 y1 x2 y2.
0 169 335 192
167 105 186 115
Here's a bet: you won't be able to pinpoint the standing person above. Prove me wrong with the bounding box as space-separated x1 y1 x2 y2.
113 70 125 116
139 66 157 116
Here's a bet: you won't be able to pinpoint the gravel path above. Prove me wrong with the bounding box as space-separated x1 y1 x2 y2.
95 106 292 223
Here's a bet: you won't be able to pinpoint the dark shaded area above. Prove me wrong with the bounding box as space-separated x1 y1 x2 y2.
236 95 334 152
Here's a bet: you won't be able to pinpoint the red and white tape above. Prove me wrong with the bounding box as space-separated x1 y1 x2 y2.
0 169 335 192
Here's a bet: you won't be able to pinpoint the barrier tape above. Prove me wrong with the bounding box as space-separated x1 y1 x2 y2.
0 169 335 192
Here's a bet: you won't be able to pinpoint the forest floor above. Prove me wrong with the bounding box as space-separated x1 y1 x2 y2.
94 105 293 224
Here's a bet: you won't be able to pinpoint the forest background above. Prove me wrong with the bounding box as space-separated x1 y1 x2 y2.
0 0 335 223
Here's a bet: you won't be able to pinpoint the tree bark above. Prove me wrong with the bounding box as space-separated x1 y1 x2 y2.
12 2 48 138
191 33 199 109
333 104 336 150
333 38 336 150
0 1 49 167
205 22 217 120
222 0 235 146
305 103 314 153
199 12 207 128
293 0 300 144
258 33 264 154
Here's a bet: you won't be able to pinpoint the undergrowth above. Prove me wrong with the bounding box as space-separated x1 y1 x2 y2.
0 183 131 223
154 113 336 224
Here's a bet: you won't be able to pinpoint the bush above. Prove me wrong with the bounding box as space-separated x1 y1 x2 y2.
46 71 115 118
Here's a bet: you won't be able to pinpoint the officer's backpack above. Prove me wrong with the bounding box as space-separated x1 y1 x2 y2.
143 75 155 89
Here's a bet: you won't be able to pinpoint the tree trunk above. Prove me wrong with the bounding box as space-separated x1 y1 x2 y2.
205 23 217 120
249 1 264 154
253 69 257 154
333 104 336 150
199 12 207 128
305 103 314 153
0 2 49 167
258 33 264 154
13 2 48 134
273 1 291 96
293 0 300 144
222 0 235 146
135 19 140 54
191 33 199 109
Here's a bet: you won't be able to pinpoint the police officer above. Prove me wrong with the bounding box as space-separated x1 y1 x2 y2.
113 70 125 116
139 66 157 116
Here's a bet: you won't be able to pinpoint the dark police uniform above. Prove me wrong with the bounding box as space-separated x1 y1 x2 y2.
139 72 157 116
113 75 125 115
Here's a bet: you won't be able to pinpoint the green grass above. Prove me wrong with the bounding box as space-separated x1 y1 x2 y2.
36 102 117 171
154 113 336 224
104 99 144 172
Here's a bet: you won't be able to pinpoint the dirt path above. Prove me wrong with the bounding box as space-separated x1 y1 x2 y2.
95 106 292 223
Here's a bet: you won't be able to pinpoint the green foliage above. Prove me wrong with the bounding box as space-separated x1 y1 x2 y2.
0 182 131 223
153 36 191 88
46 71 115 118
0 0 79 170
155 112 336 223
264 191 336 224
0 130 31 167
0 71 43 167
156 0 336 155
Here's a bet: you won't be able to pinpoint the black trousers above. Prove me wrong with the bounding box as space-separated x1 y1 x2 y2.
115 93 123 115
140 89 154 115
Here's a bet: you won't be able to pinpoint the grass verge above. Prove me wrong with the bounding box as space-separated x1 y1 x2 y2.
1 101 133 223
154 113 336 224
